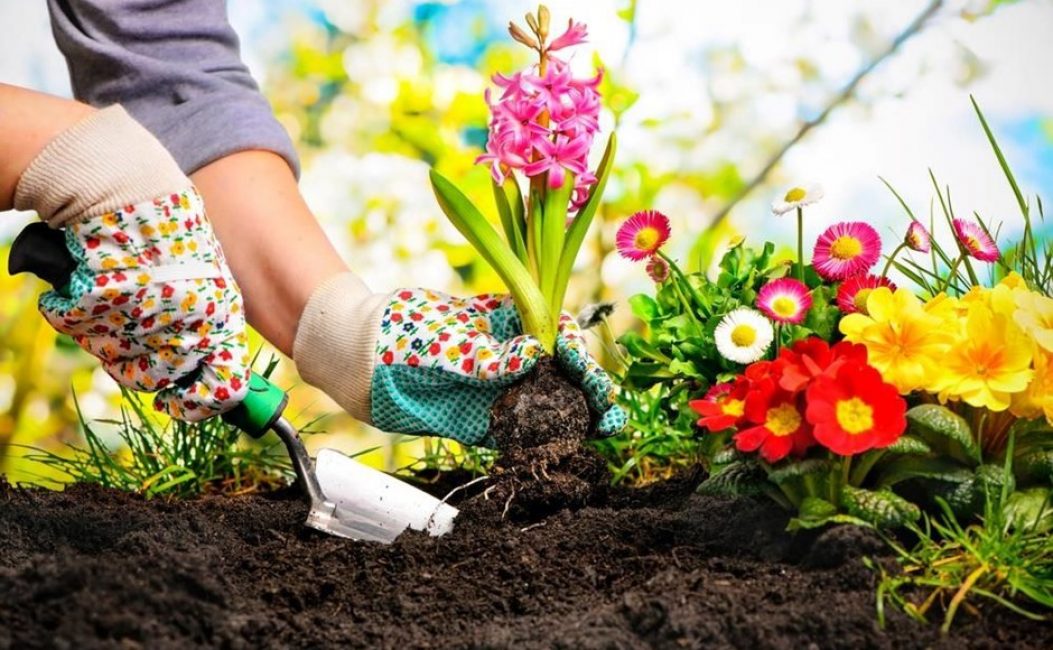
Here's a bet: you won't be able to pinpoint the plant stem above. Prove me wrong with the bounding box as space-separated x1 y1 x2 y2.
796 207 805 282
880 242 908 278
658 251 710 317
940 254 964 294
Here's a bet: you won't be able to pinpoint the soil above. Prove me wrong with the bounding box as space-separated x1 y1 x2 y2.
2 472 1050 650
487 357 610 520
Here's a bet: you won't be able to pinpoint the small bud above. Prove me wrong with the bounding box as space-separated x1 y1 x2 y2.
537 5 551 40
524 11 539 35
508 22 540 50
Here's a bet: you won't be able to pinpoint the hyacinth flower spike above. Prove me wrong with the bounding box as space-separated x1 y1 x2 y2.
430 6 616 353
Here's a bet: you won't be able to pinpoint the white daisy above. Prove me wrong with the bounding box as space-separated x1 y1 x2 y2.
714 307 774 365
771 183 824 216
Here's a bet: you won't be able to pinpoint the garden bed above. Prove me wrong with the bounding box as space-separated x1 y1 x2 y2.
0 474 1047 650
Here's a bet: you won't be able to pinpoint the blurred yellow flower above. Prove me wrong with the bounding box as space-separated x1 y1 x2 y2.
942 303 1033 412
1013 289 1053 353
1011 348 1053 424
840 287 952 394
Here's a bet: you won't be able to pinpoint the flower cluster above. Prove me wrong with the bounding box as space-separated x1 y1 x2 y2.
841 274 1053 422
475 21 602 209
690 338 906 462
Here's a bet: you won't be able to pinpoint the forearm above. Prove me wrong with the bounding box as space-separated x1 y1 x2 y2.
188 151 353 356
0 84 94 210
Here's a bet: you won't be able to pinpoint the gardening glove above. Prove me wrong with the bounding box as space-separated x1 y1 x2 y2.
293 276 626 445
12 105 250 421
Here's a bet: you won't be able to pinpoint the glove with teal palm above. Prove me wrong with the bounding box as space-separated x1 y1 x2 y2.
292 277 625 446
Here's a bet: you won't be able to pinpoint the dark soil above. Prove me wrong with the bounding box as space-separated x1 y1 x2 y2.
2 473 1050 649
487 357 610 520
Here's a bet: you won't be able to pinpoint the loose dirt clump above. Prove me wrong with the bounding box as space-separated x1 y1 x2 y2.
486 357 609 520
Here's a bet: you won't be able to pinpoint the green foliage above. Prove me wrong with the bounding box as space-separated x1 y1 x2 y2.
871 444 1053 631
23 387 296 499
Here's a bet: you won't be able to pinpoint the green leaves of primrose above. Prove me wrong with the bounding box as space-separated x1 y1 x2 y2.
905 404 981 464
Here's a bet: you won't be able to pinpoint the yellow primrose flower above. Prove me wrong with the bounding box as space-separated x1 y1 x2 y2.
942 303 1033 412
1013 289 1053 353
1011 348 1053 424
999 272 1027 289
840 287 953 394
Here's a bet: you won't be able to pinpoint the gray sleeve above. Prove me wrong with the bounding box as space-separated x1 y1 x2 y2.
46 0 300 177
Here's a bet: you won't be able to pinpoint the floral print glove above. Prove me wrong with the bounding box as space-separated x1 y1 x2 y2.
38 188 251 421
370 289 626 445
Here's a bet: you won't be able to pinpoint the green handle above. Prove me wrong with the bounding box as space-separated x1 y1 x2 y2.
222 373 288 438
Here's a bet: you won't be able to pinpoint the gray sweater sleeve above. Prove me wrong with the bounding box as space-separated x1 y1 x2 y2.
46 0 300 177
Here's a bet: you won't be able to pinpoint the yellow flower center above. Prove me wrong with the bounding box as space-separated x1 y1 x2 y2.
784 187 807 202
853 288 873 313
965 235 981 252
722 398 745 418
772 296 799 318
835 397 874 434
765 403 802 437
633 227 660 251
730 324 757 347
830 235 863 260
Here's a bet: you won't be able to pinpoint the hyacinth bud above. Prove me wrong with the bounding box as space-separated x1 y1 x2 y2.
537 5 551 40
508 22 540 50
524 11 539 35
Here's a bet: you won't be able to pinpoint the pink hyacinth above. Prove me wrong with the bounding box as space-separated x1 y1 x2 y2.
475 45 602 210
952 218 1000 262
548 19 588 52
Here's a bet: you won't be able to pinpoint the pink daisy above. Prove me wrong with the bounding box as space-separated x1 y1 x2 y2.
836 275 897 314
952 219 999 262
646 255 670 283
905 221 931 253
812 222 882 281
756 278 812 324
616 210 671 261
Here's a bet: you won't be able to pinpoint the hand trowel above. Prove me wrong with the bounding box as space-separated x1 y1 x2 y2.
9 221 458 543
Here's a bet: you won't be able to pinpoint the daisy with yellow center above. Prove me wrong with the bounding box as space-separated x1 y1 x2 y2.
715 307 774 365
756 278 812 325
812 221 882 281
615 210 671 261
772 183 823 282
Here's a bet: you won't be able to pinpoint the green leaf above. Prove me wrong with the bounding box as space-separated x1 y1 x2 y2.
697 460 767 497
875 455 974 489
787 496 873 531
971 95 1028 219
552 133 617 313
802 285 839 340
905 404 981 464
1004 487 1053 533
1014 448 1053 485
429 169 555 351
840 485 920 529
540 173 575 314
767 459 832 486
628 293 661 323
492 178 527 263
617 331 671 363
884 435 932 456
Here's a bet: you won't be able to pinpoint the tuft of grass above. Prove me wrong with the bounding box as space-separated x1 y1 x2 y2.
870 436 1053 632
23 360 305 499
397 437 496 478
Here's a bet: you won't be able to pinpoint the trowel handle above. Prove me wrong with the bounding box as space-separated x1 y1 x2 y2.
222 373 288 438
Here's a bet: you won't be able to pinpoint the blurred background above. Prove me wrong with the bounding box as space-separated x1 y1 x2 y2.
1 0 1051 484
